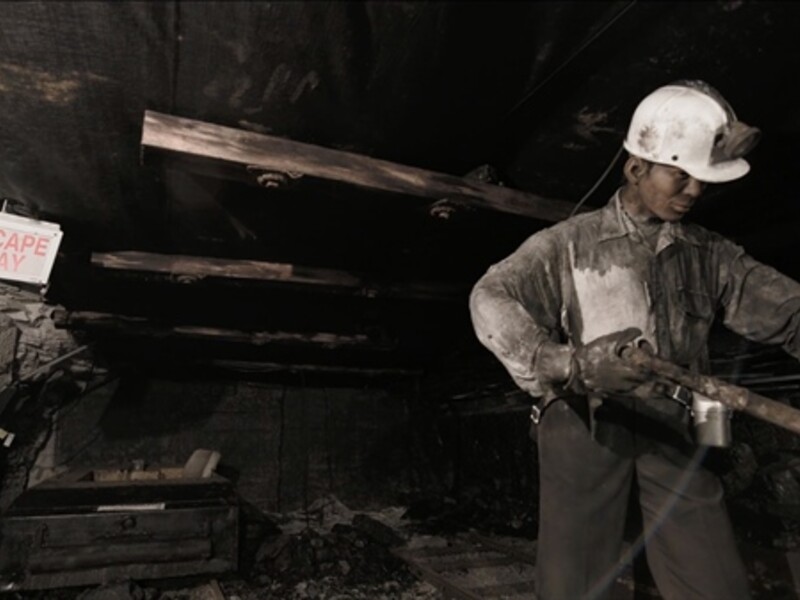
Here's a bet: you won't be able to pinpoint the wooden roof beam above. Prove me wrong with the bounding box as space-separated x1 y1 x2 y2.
140 110 576 222
202 359 421 378
91 251 464 302
54 310 395 351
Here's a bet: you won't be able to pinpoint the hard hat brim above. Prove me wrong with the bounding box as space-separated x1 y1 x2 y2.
624 140 751 184
682 158 750 183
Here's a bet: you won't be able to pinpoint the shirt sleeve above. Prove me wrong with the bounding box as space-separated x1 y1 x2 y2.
718 236 800 360
469 227 565 396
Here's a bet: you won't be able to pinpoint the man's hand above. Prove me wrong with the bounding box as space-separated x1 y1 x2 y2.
572 328 651 395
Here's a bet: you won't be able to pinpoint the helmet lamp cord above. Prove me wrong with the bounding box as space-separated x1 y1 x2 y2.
569 143 625 217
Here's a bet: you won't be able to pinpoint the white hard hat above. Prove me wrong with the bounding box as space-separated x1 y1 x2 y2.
623 80 760 183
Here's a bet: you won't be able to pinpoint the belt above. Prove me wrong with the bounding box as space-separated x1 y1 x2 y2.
530 402 544 424
654 381 693 408
529 395 587 425
530 383 694 425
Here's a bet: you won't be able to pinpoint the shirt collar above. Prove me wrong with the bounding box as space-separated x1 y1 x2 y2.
597 190 701 248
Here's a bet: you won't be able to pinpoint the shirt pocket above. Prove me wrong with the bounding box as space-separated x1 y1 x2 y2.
673 287 715 363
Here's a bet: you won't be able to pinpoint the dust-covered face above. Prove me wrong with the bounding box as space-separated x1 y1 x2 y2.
627 160 707 222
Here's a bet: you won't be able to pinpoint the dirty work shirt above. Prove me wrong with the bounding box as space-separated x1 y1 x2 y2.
470 191 800 440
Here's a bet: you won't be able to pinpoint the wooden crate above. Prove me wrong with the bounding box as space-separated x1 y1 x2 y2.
0 467 239 590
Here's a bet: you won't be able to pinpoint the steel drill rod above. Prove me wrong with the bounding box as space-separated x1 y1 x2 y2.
623 346 800 436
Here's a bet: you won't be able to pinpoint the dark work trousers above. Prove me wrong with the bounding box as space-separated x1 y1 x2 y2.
535 399 751 600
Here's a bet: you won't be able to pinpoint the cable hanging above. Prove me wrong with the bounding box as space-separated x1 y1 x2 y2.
569 144 625 218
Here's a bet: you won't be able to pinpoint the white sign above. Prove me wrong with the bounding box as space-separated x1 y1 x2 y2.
0 212 63 285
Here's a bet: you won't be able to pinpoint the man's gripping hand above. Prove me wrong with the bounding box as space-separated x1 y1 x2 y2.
571 327 651 395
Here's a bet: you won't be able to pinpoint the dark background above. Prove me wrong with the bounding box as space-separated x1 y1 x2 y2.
1 1 798 386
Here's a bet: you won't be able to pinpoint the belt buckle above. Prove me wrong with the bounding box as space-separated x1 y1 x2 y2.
671 385 693 407
530 404 543 425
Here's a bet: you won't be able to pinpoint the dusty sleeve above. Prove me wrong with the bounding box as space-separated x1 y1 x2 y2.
719 237 800 360
469 229 565 396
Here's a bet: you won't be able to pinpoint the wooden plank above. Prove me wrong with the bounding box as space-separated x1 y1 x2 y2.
392 548 485 600
422 553 518 571
203 359 421 378
469 533 537 565
397 536 666 600
0 315 18 388
468 579 538 598
394 545 536 599
141 110 576 222
18 558 233 592
54 310 394 351
398 543 482 559
188 580 226 600
29 539 212 572
91 251 463 302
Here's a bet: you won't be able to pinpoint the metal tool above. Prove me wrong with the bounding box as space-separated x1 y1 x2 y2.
622 346 800 437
